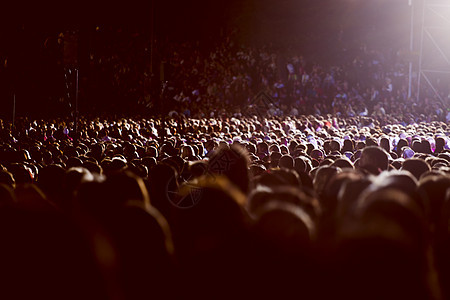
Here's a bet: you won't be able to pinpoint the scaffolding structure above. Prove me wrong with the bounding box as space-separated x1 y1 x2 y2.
417 0 450 107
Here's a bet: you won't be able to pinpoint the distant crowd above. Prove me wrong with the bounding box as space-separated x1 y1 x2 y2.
1 26 448 120
157 39 448 121
83 28 449 119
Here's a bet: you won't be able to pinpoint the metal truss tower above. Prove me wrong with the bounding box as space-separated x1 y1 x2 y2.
417 0 450 107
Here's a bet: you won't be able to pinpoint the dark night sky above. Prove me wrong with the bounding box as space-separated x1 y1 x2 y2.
2 0 411 41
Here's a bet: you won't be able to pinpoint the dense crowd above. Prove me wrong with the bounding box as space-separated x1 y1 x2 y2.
158 39 449 121
3 26 447 120
83 28 449 120
1 113 450 299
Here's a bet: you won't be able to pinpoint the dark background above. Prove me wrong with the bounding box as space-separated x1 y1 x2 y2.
0 0 413 118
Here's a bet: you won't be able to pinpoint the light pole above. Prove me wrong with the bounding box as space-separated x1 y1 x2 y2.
150 0 155 76
408 0 414 99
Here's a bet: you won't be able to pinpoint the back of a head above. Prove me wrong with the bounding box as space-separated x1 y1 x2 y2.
333 187 431 300
8 164 33 184
313 166 341 199
148 163 179 220
250 199 318 298
278 155 294 169
418 175 450 229
379 137 390 153
0 170 15 188
396 138 408 154
329 140 341 154
358 146 389 175
331 157 354 170
337 178 372 219
366 137 378 147
357 187 425 240
178 182 247 238
255 168 302 189
104 170 149 209
421 140 432 155
342 139 354 153
173 175 251 299
435 137 445 153
173 175 249 284
401 159 431 181
269 151 282 168
110 202 174 299
294 157 307 173
208 144 250 194
253 201 314 255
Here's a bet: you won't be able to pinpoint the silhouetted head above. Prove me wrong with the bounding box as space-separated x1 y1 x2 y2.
278 155 294 169
401 159 431 181
358 146 389 175
208 144 250 194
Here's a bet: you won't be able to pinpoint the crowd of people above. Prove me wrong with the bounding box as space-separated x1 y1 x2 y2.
84 28 447 121
33 26 443 119
3 25 447 120
1 20 450 300
1 112 450 299
157 37 449 121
